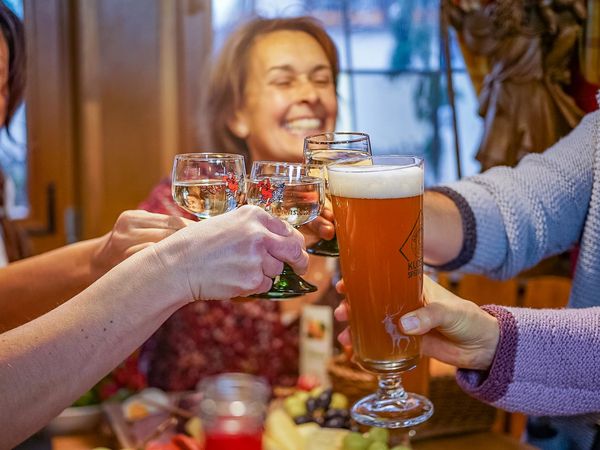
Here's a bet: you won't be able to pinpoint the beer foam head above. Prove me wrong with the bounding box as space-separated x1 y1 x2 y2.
328 164 423 199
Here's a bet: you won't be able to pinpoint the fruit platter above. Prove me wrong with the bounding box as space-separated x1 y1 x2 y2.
264 381 411 450
99 372 411 450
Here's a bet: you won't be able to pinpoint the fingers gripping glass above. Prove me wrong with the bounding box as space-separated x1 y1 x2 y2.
171 153 246 220
303 132 372 257
328 155 433 428
247 161 324 299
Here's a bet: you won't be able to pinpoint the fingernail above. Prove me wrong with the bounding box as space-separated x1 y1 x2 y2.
401 314 420 331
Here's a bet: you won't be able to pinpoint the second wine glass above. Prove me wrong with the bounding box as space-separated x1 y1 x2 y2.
304 132 372 257
246 161 324 299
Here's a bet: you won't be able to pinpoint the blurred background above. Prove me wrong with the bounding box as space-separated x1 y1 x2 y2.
1 0 480 254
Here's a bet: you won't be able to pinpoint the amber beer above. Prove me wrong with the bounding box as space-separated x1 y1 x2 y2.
329 160 424 374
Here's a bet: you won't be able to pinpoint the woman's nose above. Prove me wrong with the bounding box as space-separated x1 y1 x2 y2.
295 77 319 104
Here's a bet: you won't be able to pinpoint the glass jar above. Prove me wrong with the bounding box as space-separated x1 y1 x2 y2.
198 373 269 450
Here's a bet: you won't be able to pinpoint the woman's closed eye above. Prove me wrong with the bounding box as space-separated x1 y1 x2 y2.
270 77 294 87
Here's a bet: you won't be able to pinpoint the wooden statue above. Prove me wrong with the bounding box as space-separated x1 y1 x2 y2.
446 0 586 169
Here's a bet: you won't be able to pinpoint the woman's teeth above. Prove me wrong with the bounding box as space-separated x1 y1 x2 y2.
285 118 322 133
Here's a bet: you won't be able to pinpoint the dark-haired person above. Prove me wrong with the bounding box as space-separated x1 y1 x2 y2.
0 2 188 332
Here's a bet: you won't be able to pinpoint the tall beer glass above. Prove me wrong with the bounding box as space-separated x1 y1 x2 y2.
328 155 433 428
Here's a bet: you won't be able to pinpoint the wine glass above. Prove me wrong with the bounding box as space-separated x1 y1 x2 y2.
171 153 246 219
303 132 372 256
328 155 433 428
246 161 324 299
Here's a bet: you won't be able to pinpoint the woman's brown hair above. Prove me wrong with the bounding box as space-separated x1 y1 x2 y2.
0 1 24 131
201 16 339 161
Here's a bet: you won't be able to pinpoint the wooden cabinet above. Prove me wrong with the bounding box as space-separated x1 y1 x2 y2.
23 0 211 250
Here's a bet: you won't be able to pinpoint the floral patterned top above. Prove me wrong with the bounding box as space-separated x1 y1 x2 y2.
137 179 300 391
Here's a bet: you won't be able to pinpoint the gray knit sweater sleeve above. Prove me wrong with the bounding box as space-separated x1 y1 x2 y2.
440 111 599 279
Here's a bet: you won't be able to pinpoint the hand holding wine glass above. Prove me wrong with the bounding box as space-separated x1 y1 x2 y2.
246 161 324 299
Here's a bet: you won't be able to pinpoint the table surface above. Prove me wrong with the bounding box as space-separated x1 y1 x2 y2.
52 361 532 449
52 430 535 450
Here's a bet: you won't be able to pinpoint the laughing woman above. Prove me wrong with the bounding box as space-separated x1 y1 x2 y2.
136 17 341 390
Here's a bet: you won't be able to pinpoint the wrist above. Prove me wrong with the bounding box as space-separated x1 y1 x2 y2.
149 233 197 305
479 314 500 370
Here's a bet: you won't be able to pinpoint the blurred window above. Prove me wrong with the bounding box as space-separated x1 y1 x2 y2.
211 0 482 184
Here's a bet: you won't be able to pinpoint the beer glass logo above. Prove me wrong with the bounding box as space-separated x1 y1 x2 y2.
256 178 285 208
382 308 410 353
399 212 423 279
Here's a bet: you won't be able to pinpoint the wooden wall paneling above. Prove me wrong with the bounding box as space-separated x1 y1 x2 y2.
176 0 212 156
522 276 571 309
76 0 164 239
75 0 213 239
22 0 77 252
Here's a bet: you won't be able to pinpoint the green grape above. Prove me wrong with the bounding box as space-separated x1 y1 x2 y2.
310 386 325 398
368 442 389 450
294 390 310 404
367 427 389 443
284 396 307 418
330 392 349 409
343 432 371 450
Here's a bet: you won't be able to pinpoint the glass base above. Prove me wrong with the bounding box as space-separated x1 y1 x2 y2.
307 237 339 257
351 392 433 429
251 264 317 299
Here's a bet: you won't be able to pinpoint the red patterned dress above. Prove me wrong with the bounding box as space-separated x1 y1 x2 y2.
137 179 300 391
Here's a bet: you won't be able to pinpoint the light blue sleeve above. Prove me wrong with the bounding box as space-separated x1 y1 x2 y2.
442 111 598 279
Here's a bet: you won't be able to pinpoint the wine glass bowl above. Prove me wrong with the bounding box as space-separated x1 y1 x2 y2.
303 132 372 257
171 153 246 220
247 161 324 299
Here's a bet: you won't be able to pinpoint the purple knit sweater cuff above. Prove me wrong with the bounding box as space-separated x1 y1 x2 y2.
426 186 476 271
456 305 518 404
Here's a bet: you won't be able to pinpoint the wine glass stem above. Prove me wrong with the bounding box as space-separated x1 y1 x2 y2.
377 373 407 403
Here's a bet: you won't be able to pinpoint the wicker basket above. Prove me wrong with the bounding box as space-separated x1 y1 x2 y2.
327 353 497 440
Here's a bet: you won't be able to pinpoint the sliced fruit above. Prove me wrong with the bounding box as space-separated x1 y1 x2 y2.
265 409 303 450
306 428 350 450
122 387 170 421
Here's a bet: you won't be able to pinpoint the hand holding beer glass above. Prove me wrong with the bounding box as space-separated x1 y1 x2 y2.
328 155 433 428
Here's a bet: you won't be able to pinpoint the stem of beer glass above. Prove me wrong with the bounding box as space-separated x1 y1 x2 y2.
377 374 407 403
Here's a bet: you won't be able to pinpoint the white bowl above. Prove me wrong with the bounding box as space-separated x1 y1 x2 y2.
46 404 103 435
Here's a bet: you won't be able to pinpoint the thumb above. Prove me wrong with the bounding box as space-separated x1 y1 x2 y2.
400 302 457 335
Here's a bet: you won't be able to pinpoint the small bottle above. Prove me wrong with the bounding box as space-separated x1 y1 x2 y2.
198 373 269 450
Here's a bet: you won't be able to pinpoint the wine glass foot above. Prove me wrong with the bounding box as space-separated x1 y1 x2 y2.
251 267 318 299
307 238 339 257
351 392 433 429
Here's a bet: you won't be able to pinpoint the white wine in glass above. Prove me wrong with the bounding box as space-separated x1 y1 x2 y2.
171 153 246 220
